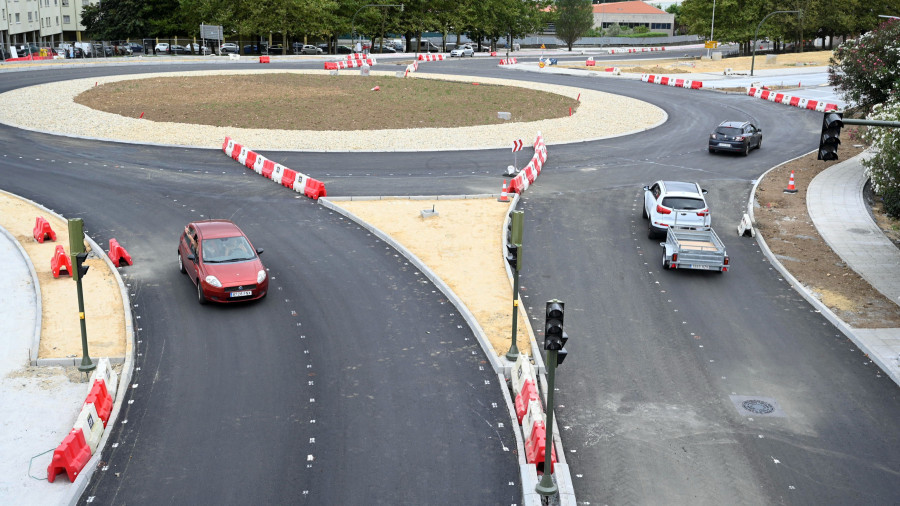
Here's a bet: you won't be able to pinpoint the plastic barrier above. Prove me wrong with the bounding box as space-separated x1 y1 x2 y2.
806 100 819 111
230 143 243 161
498 57 518 65
50 245 72 278
33 216 56 243
324 61 338 70
585 60 596 67
244 150 258 169
253 154 266 174
108 238 133 266
521 398 545 442
511 354 537 396
515 379 540 424
47 428 92 483
270 163 285 183
525 420 557 474
259 56 270 63
261 159 275 179
417 54 445 61
90 357 119 400
223 137 233 154
237 146 249 165
281 168 297 189
73 402 104 453
292 173 308 194
84 379 113 426
304 179 327 200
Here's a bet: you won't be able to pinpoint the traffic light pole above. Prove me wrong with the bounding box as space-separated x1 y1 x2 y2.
841 119 900 128
535 348 558 497
68 218 95 373
506 270 521 361
506 211 524 361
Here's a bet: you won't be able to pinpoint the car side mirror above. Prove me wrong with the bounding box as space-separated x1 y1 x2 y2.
702 189 708 195
187 254 197 262
642 185 650 191
256 248 264 255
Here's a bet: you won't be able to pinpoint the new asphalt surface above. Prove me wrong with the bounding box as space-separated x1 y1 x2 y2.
2 51 898 505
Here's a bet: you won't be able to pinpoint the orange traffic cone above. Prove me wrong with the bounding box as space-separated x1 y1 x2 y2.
498 180 510 202
784 170 798 194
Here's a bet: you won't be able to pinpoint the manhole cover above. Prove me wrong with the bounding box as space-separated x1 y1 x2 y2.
741 399 775 414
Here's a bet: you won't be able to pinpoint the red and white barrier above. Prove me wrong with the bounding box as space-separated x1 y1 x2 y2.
608 46 667 54
417 54 445 61
747 87 838 112
498 57 518 65
221 136 327 200
641 74 703 89
507 131 549 195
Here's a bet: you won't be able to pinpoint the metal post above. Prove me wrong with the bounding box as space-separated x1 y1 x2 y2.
535 349 558 496
506 271 520 361
68 218 95 373
707 0 716 58
75 269 94 373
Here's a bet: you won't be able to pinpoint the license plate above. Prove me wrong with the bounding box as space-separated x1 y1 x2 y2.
718 143 730 147
690 265 710 270
230 290 253 297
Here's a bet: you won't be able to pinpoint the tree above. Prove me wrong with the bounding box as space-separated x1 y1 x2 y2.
862 96 900 217
828 18 900 111
555 0 594 51
81 0 153 40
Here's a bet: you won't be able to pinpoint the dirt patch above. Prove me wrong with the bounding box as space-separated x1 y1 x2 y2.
564 50 833 74
74 74 580 130
753 137 900 328
0 195 127 360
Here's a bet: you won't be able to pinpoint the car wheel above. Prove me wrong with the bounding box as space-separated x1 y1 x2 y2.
642 204 649 219
708 147 715 154
648 221 658 239
197 280 207 305
757 138 762 150
743 143 750 156
178 253 185 274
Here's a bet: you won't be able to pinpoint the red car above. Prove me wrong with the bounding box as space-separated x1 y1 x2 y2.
177 220 268 304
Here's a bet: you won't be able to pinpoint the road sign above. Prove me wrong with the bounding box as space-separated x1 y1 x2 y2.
200 24 223 40
512 139 523 152
704 41 718 49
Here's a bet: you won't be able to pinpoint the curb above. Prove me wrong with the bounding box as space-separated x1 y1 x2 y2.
0 220 42 366
748 151 900 388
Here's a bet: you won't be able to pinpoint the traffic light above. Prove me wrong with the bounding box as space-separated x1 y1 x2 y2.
73 251 89 281
544 300 567 351
818 111 843 161
506 210 523 271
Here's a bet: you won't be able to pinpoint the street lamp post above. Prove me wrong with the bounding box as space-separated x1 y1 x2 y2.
707 0 716 58
751 10 801 76
351 4 404 53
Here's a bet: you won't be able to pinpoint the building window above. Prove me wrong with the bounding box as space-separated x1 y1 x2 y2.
62 0 68 5
56 15 59 25
63 14 69 23
15 13 20 23
28 12 32 22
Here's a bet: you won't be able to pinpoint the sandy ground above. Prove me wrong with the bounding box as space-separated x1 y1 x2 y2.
563 50 833 74
0 194 126 360
333 198 533 357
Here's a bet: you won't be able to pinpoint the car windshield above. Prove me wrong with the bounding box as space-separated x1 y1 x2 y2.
716 127 742 136
202 236 256 263
661 197 706 210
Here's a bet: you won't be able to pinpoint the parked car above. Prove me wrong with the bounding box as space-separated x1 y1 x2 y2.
642 181 711 239
317 43 330 53
370 44 396 54
708 120 762 155
177 220 268 304
113 43 133 55
266 44 284 55
298 44 323 55
186 43 209 54
220 42 239 54
154 43 169 54
123 42 144 54
336 45 354 54
450 45 474 57
169 44 187 54
92 44 114 57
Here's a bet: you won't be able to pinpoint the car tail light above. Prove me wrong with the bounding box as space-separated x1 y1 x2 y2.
724 256 730 265
672 253 678 263
696 209 708 216
656 205 672 215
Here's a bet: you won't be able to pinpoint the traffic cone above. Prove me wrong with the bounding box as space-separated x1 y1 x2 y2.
784 170 798 194
498 180 510 202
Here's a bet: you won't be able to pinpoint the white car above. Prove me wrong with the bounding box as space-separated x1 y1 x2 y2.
642 181 711 239
299 44 323 55
220 43 239 54
154 43 169 53
450 45 474 57
186 43 210 54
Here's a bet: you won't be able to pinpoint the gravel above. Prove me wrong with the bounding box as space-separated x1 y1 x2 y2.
0 68 666 152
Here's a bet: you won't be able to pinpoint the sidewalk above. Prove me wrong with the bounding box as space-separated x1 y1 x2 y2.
807 152 900 382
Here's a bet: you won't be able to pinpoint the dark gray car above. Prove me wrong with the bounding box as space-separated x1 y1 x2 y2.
708 120 762 156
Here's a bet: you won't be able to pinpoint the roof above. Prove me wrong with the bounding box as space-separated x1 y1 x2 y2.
592 1 668 15
192 220 244 239
718 120 750 128
662 181 702 194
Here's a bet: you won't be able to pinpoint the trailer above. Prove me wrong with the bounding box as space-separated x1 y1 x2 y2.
660 227 729 272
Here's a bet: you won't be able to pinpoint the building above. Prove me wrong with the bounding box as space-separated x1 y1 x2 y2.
2 0 92 56
593 1 675 37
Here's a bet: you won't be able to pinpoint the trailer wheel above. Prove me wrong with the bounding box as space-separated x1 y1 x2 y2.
662 251 668 269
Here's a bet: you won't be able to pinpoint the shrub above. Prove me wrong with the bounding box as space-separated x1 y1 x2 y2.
828 19 900 110
862 97 900 218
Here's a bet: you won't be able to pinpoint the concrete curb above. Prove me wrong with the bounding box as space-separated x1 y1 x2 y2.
0 218 42 367
748 151 900 388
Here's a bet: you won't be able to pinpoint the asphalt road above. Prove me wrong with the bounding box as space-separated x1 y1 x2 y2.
2 55 898 504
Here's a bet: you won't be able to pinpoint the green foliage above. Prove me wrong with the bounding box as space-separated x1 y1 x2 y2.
81 0 153 39
633 25 650 34
862 96 900 218
829 19 900 110
554 0 594 50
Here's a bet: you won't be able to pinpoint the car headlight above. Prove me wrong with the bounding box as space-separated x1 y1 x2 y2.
205 275 222 288
257 270 267 284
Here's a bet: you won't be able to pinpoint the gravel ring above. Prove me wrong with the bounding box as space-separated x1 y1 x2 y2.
0 68 667 152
